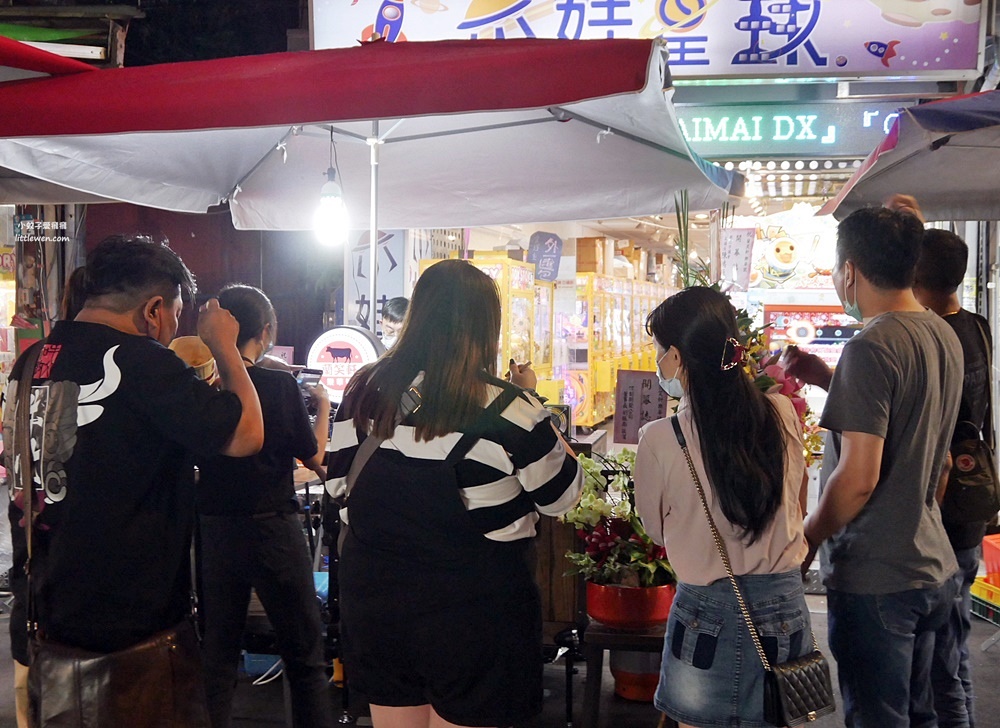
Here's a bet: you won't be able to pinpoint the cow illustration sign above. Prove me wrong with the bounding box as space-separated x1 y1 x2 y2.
306 326 385 404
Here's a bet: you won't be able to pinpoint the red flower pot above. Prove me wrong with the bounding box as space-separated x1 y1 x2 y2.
609 650 662 701
586 582 676 629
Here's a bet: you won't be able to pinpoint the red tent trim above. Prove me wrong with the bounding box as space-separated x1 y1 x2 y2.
0 35 95 78
0 38 655 138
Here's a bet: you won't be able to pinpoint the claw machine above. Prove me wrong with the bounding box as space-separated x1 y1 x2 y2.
532 279 560 400
561 274 594 428
562 273 617 428
595 275 619 423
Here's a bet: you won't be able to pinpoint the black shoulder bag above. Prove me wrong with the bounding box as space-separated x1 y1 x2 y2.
18 342 210 728
941 318 1000 525
671 417 835 726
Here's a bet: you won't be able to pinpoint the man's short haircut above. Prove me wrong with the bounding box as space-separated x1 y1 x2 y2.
837 206 924 290
381 296 409 324
914 229 968 294
83 235 196 313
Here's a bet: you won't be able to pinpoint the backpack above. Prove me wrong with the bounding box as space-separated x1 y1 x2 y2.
941 318 1000 525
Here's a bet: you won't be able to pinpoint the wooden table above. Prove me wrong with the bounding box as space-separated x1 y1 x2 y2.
580 621 667 728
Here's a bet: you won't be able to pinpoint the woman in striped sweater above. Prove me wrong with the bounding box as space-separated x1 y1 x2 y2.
327 259 582 728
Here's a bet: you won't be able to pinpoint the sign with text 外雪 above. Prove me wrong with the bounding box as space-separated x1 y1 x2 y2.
312 0 986 80
675 100 905 158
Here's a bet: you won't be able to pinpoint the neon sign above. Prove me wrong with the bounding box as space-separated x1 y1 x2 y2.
674 101 904 157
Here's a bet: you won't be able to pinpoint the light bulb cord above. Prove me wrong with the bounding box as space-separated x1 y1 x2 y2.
328 128 343 188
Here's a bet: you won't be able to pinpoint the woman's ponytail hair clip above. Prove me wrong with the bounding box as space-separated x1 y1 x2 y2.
720 337 747 371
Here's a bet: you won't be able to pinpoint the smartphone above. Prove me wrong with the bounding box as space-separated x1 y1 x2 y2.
296 368 323 387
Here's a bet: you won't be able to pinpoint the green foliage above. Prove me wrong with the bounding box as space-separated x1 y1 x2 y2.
562 450 675 587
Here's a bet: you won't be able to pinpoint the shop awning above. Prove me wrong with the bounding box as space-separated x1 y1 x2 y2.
0 36 742 229
819 90 1000 222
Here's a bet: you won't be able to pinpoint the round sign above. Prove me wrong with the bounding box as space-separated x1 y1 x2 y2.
306 326 385 404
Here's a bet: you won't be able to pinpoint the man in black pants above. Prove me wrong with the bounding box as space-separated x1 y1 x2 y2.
911 221 992 728
4 236 263 726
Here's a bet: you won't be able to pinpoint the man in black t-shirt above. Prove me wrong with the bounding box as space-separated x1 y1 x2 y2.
3 236 264 723
914 226 992 728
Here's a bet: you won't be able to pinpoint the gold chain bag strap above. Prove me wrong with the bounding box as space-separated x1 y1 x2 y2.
670 416 835 726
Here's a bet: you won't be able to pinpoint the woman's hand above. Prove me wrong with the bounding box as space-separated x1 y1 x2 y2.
506 359 537 390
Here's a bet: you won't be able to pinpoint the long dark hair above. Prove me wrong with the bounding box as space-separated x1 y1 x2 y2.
646 287 786 544
342 259 502 441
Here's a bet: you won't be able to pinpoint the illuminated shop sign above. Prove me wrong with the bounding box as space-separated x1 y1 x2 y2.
675 101 905 158
313 0 986 80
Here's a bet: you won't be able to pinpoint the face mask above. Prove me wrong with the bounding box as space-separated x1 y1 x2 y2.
381 335 397 349
656 351 685 399
838 262 864 324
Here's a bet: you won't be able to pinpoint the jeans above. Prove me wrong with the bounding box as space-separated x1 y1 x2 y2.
199 513 334 728
655 571 813 728
931 546 980 728
828 578 958 728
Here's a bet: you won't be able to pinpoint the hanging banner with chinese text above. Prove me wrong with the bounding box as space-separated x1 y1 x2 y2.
313 0 986 80
720 228 756 291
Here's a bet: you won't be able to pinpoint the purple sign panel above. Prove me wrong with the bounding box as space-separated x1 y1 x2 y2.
614 369 668 445
313 0 986 80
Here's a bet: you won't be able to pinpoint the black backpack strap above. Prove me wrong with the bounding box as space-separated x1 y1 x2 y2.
444 384 524 466
971 314 994 449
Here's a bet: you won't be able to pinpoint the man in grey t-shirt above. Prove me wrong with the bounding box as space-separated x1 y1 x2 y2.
795 207 961 727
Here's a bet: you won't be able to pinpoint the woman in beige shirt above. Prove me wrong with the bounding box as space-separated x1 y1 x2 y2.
634 286 812 728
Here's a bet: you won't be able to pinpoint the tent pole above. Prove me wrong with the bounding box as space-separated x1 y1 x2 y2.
368 120 379 334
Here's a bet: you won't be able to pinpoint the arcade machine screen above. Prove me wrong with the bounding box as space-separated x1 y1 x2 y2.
763 304 862 370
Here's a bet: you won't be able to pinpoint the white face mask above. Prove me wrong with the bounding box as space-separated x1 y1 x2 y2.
656 351 684 399
381 335 397 349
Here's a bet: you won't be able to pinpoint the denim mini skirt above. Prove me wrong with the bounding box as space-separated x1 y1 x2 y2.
655 569 814 728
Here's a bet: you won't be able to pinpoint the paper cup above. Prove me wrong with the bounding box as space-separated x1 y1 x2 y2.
169 336 218 382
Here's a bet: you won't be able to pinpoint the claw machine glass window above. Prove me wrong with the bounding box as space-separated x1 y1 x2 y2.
564 274 598 428
533 281 554 380
621 279 633 367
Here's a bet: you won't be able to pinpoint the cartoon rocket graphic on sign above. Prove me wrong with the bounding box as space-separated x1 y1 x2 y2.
374 0 406 41
865 39 901 67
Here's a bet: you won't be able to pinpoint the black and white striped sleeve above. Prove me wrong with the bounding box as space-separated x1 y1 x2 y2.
325 407 361 499
497 391 582 517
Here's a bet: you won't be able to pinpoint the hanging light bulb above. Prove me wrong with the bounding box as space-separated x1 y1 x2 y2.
314 166 349 246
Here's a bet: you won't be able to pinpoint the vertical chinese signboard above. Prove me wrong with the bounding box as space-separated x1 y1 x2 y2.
526 231 563 282
613 369 668 445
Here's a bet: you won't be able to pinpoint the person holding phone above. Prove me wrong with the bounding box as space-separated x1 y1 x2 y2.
196 284 334 728
327 260 582 728
298 370 323 387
